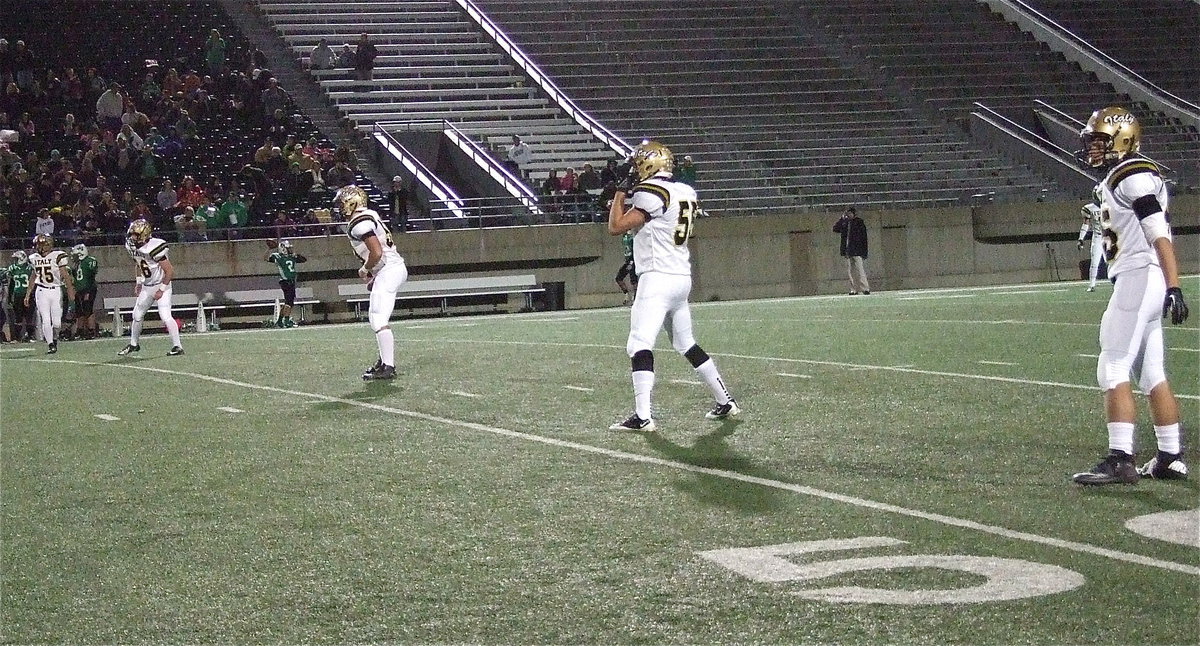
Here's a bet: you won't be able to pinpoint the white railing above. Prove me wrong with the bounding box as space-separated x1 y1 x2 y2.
453 0 632 157
372 124 466 219
442 119 543 217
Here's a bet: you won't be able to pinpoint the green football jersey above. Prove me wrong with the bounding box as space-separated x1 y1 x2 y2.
7 263 31 298
74 256 99 290
268 252 305 281
621 232 634 260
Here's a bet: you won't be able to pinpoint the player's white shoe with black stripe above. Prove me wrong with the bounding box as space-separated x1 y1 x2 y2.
117 344 140 356
705 400 741 420
1137 451 1188 480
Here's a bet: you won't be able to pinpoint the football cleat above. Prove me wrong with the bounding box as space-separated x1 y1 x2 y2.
46 342 57 354
1137 451 1188 480
609 414 655 432
167 346 185 356
1072 451 1139 485
117 344 141 356
705 400 741 420
363 363 395 381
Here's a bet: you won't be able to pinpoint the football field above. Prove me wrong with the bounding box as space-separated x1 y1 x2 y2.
2 278 1197 644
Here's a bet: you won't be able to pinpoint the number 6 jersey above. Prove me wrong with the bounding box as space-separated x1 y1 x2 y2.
627 172 698 277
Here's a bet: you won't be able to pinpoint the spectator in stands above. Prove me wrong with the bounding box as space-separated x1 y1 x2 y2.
386 175 408 232
121 103 151 136
218 190 248 239
12 41 35 91
176 175 205 211
116 124 143 152
324 159 355 189
600 159 620 186
354 34 379 82
95 83 124 132
833 206 870 295
578 163 601 194
16 111 36 145
175 205 204 243
161 68 182 99
310 38 335 71
138 145 165 184
559 167 578 194
254 138 274 165
266 108 291 145
271 210 297 239
175 109 198 143
676 155 697 186
285 162 314 205
139 71 160 105
337 44 356 68
505 134 531 178
143 126 164 151
156 179 178 217
34 208 54 237
261 78 290 120
204 29 227 76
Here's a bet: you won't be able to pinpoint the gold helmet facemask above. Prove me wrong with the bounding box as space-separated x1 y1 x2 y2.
334 185 368 219
33 234 54 255
1078 106 1140 169
127 218 152 245
628 140 674 182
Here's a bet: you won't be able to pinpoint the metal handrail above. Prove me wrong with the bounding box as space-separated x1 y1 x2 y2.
371 124 466 219
441 119 543 217
453 0 632 157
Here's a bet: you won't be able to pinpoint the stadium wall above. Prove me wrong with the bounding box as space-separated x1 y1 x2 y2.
89 197 1198 321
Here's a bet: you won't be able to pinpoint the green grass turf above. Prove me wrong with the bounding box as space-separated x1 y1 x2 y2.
2 279 1197 644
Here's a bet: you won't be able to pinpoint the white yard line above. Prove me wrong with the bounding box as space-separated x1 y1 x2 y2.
33 359 1200 578
94 414 121 421
896 294 977 301
449 390 481 398
564 385 593 392
670 379 703 386
978 360 1018 366
218 406 245 413
776 373 812 379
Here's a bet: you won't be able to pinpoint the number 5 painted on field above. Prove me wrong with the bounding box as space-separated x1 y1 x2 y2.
697 537 1085 604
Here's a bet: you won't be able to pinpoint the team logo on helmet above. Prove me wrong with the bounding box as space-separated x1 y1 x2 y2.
1078 106 1141 169
33 234 54 255
628 140 675 182
127 219 152 245
334 185 368 219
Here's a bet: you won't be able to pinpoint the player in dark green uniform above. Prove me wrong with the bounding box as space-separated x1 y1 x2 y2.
266 239 307 327
615 231 638 305
70 244 100 340
6 251 34 342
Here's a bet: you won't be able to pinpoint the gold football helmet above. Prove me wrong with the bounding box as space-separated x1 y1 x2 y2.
628 140 674 181
334 185 368 218
127 219 152 245
1079 106 1140 169
33 234 53 255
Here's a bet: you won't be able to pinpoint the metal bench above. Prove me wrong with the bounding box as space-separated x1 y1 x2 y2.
338 274 543 319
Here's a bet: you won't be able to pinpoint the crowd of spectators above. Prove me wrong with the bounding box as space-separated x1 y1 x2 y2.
0 18 379 249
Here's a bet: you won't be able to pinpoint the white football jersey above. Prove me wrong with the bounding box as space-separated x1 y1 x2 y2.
347 207 404 273
126 236 171 286
29 250 69 288
627 172 698 276
1096 157 1171 278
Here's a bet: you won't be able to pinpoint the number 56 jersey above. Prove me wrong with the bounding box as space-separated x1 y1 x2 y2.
627 173 699 277
125 236 170 287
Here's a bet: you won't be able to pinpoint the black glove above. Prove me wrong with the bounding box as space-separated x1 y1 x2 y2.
614 162 636 193
1163 286 1189 325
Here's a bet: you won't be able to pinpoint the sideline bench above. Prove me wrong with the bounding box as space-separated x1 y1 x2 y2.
338 274 543 320
209 287 319 327
105 293 207 336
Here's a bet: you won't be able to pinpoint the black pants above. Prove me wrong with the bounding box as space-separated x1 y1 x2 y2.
279 279 296 307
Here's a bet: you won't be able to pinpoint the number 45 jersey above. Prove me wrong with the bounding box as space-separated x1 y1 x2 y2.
627 173 698 277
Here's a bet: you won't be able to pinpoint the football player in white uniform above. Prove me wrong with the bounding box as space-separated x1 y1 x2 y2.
1071 107 1189 485
606 141 737 431
337 185 408 380
118 219 185 356
24 234 75 354
1076 185 1105 292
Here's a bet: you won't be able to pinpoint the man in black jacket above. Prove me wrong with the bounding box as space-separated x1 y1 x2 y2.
833 206 870 295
